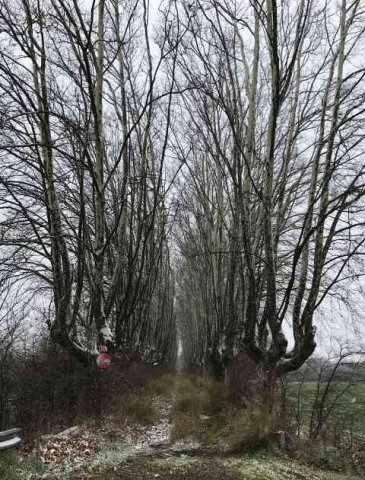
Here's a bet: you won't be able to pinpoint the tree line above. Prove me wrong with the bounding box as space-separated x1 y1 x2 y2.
1 0 365 392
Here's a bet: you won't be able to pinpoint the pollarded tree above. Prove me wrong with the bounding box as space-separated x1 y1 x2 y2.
170 0 365 391
0 0 178 362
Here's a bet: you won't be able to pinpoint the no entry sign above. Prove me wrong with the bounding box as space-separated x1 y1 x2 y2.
96 352 111 369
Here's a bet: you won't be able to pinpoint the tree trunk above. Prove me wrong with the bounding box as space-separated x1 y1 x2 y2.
257 365 277 415
204 350 226 381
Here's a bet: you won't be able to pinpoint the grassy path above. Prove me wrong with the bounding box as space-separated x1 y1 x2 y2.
2 376 362 480
50 448 357 480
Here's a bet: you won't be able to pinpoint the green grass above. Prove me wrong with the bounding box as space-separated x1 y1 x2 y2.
286 380 365 431
282 380 365 475
0 451 44 480
168 374 227 442
225 455 359 480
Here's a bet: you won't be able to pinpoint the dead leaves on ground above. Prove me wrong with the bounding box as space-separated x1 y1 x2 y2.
22 429 99 464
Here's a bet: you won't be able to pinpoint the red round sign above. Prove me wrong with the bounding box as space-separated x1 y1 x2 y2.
96 353 111 369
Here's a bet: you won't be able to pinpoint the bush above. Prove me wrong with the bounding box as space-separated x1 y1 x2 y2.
5 340 172 439
119 393 157 425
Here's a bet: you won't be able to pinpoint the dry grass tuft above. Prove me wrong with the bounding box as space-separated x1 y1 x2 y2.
222 402 273 453
118 393 157 425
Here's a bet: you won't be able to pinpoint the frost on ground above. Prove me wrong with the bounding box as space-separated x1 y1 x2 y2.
225 457 327 479
13 397 359 480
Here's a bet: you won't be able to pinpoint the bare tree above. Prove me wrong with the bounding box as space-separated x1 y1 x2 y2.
170 0 365 401
0 0 179 362
0 278 29 428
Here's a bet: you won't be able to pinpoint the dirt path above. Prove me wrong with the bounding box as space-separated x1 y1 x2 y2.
51 447 356 480
23 399 358 480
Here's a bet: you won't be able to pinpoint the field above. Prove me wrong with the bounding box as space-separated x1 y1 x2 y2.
285 381 365 432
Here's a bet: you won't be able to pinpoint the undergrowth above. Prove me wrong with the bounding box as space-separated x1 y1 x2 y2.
167 373 274 453
0 451 43 480
221 403 274 453
118 392 157 425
